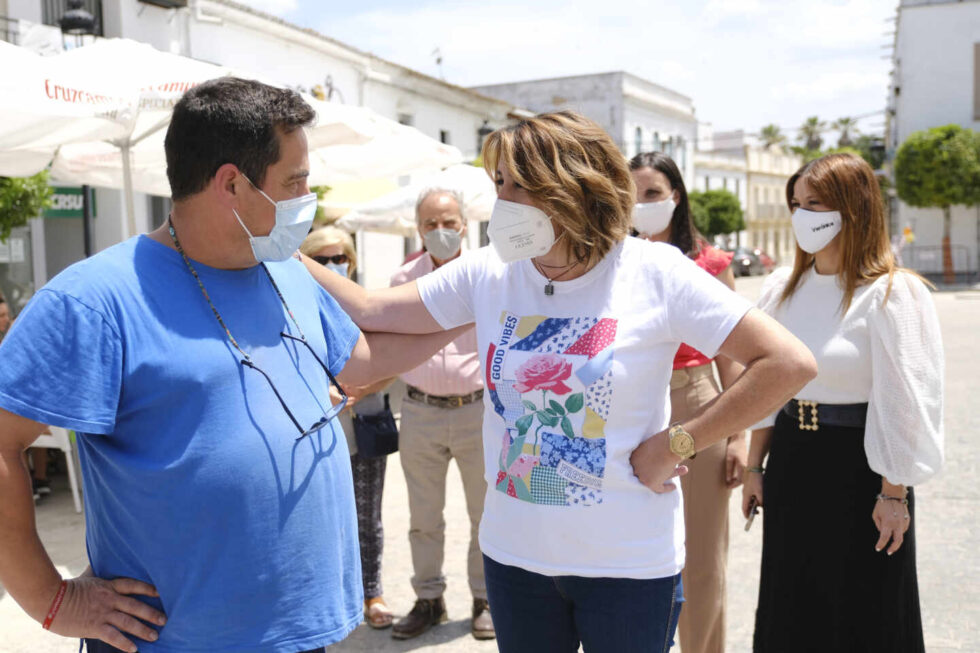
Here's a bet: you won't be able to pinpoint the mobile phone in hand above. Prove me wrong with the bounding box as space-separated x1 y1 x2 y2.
745 496 759 532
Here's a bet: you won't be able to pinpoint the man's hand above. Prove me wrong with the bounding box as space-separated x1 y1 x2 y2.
49 575 166 653
724 433 747 489
629 430 689 493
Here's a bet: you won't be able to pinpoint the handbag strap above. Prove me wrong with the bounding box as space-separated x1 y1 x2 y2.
351 392 392 420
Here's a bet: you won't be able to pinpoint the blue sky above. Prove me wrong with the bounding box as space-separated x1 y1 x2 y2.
237 0 897 143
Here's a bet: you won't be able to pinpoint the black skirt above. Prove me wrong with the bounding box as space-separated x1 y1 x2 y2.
753 410 925 653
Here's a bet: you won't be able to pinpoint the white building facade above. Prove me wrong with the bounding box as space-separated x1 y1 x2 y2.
472 71 698 183
887 0 980 279
1 0 517 290
694 127 800 263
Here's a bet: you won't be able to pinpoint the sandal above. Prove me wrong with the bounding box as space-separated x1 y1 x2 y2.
364 596 393 629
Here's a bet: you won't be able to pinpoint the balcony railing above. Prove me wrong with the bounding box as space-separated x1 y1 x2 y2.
1 16 19 45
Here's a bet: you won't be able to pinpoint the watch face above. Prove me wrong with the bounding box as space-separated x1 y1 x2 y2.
670 428 696 458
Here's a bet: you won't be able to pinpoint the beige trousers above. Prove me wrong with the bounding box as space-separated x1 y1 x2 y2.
399 396 487 600
671 364 730 653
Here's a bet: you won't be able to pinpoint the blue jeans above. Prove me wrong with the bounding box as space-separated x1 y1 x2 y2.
484 554 683 653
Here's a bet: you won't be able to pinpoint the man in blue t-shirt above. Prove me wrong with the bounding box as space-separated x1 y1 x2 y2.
0 78 466 653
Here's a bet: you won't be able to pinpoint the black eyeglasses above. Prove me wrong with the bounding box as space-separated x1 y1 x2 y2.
241 332 349 441
313 254 349 266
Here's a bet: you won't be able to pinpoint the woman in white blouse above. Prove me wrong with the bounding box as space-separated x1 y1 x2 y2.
304 111 817 653
741 152 943 653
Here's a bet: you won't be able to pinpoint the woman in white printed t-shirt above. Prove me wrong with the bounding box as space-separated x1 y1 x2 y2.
741 153 944 653
302 111 817 653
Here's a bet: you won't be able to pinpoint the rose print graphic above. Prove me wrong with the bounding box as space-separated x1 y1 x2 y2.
491 313 615 506
509 354 586 458
513 353 574 395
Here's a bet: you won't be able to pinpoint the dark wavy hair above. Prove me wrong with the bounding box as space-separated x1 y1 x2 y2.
628 151 701 258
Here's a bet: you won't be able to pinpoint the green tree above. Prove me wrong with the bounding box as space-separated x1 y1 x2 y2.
790 145 825 163
689 189 744 237
797 116 826 152
0 171 53 242
833 117 860 148
852 134 885 170
310 184 331 225
759 124 786 149
894 124 980 283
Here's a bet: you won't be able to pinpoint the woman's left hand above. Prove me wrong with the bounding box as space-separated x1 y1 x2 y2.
872 497 911 555
630 430 689 493
724 433 747 489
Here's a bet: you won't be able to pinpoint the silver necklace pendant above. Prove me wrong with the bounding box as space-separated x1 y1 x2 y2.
544 282 554 296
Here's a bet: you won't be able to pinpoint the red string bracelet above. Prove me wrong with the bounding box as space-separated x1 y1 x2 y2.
41 580 67 630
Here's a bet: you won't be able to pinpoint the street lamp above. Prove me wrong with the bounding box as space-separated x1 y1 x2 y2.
60 1 97 256
477 120 494 152
59 0 96 44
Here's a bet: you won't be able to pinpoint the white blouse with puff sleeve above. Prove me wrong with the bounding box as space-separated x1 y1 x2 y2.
752 266 944 486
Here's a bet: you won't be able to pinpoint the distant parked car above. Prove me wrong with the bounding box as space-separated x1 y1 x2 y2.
727 247 766 277
752 248 776 273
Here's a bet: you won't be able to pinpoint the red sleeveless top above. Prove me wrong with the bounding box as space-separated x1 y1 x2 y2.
673 245 735 370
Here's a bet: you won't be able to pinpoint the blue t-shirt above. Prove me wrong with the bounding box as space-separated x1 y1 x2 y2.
0 236 363 652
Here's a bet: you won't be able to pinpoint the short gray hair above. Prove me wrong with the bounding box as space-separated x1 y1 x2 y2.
415 186 464 224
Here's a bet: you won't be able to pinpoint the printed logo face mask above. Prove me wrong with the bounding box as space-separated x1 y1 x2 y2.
487 199 556 263
234 175 318 262
791 208 843 254
632 197 675 237
423 227 463 261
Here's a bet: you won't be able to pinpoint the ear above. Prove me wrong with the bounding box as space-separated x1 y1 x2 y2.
672 189 681 205
212 163 243 208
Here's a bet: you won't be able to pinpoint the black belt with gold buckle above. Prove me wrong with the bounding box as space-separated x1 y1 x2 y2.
406 385 484 409
781 399 868 431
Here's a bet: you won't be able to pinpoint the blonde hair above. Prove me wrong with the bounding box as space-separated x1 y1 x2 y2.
300 226 357 278
781 153 925 311
481 110 635 268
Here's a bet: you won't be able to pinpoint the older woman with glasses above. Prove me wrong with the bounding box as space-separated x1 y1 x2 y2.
301 111 817 653
301 226 396 629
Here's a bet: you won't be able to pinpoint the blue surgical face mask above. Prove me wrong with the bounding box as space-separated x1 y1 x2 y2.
325 262 349 278
234 174 318 262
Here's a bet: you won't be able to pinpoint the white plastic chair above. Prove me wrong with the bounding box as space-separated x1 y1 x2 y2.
30 426 83 514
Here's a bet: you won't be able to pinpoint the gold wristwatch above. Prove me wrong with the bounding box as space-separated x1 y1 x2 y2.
668 422 697 459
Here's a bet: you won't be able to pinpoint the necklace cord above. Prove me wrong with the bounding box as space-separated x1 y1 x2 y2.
166 216 307 361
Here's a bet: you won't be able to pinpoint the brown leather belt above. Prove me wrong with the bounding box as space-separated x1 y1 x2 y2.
406 385 483 409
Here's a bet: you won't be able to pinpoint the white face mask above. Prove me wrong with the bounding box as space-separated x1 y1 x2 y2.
234 175 318 262
791 208 843 254
632 198 675 237
487 199 556 263
423 227 463 261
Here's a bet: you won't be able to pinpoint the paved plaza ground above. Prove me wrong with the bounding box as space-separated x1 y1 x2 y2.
1 275 977 652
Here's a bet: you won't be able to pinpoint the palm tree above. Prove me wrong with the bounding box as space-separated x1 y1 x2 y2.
759 124 786 149
798 116 826 151
833 117 859 148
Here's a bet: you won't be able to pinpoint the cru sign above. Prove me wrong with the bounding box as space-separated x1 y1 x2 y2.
43 187 96 219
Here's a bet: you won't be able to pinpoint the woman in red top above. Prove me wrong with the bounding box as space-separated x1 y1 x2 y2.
629 152 747 653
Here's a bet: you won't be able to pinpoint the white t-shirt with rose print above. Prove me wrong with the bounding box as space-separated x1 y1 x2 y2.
415 237 752 579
